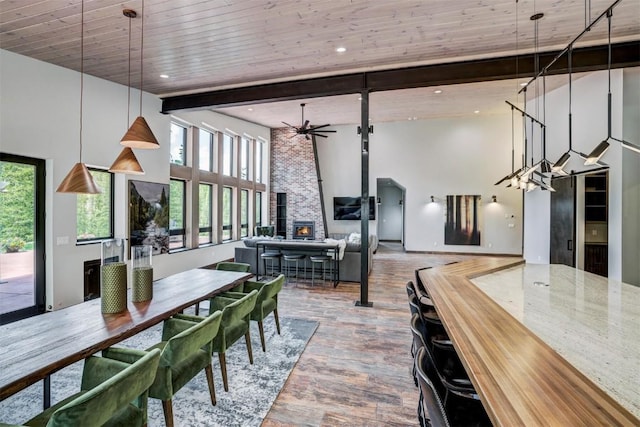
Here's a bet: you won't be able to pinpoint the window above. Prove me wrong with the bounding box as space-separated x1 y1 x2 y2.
222 187 232 241
170 123 187 166
168 122 266 249
240 137 249 180
169 179 186 249
255 192 262 227
199 129 214 171
255 140 264 183
240 189 249 237
77 169 113 242
222 134 234 176
198 184 212 245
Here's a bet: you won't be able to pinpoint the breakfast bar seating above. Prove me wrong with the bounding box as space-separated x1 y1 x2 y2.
418 257 639 426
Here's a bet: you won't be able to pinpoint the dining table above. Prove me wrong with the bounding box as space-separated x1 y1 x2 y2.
0 268 252 408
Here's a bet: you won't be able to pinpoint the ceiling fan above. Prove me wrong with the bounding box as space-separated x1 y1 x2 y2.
282 103 336 140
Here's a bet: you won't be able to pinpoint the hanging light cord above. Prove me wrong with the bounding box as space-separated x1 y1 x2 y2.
126 11 132 127
139 0 145 117
511 106 515 173
79 0 84 163
568 46 573 151
607 9 612 139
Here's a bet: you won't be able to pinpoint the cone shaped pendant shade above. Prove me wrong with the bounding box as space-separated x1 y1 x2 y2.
120 116 159 149
56 0 100 195
120 0 159 150
109 147 145 174
57 162 101 194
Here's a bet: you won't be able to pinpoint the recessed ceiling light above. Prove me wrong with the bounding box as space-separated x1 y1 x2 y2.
474 110 480 114
159 74 169 79
358 96 362 101
247 108 253 111
434 89 442 94
520 82 528 87
335 46 346 53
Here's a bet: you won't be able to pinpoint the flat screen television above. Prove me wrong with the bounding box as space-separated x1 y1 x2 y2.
333 196 376 220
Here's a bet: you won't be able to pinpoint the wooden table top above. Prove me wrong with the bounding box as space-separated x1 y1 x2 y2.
420 257 639 426
0 268 251 401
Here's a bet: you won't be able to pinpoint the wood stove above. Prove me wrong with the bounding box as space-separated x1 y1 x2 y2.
293 221 315 240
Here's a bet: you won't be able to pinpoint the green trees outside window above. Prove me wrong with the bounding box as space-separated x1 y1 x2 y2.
77 169 113 242
0 161 34 251
169 179 185 249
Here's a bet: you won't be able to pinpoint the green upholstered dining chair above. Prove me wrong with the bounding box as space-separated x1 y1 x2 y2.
9 348 161 427
194 261 252 315
176 290 258 392
216 261 251 292
102 310 223 427
224 274 284 352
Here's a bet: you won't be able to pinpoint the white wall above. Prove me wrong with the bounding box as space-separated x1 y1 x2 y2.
0 50 270 310
622 68 640 285
523 69 636 280
317 114 524 254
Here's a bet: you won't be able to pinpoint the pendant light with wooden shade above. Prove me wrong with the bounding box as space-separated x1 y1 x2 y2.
110 8 144 174
120 0 159 150
56 0 101 194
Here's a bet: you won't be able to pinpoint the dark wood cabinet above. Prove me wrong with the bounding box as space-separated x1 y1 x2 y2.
584 244 608 277
584 173 607 222
584 172 608 277
276 192 287 238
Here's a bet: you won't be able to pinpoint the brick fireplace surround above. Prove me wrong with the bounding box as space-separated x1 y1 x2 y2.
270 128 326 239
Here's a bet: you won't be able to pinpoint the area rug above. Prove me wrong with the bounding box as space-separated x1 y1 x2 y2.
0 314 318 426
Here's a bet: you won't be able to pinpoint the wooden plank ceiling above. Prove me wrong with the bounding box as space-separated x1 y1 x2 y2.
1 0 638 126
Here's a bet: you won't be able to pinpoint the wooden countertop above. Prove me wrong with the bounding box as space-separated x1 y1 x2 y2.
420 257 639 426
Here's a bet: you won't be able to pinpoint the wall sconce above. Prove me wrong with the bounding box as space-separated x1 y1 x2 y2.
430 195 435 203
491 195 497 203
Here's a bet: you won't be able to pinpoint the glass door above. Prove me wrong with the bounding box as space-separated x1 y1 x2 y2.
0 153 45 324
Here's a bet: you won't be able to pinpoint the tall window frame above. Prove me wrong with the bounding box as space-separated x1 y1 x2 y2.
76 168 114 243
169 123 267 250
240 137 250 180
169 179 186 250
255 140 264 183
170 122 187 166
222 134 234 176
198 183 213 245
240 189 249 237
222 186 233 241
198 128 214 172
255 192 262 227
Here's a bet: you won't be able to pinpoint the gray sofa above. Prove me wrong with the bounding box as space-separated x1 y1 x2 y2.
234 234 377 282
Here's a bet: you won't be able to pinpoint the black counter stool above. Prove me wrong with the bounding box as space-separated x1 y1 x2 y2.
261 251 282 277
282 253 305 284
309 254 331 286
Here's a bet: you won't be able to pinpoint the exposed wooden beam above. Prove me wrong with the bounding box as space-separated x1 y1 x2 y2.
161 41 640 113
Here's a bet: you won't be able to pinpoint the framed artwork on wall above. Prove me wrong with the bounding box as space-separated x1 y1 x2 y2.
444 195 481 246
129 180 170 255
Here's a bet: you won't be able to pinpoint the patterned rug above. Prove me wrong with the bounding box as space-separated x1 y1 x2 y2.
0 314 318 426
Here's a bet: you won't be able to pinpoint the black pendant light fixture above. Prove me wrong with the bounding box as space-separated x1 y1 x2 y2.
120 0 159 150
585 8 640 162
56 0 101 194
551 45 576 175
110 8 145 175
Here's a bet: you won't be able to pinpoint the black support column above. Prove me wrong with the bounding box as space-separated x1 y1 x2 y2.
356 89 372 307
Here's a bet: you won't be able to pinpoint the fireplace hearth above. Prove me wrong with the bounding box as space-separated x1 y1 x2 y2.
293 221 315 240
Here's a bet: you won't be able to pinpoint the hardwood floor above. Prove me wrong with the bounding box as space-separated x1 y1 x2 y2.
262 244 472 426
